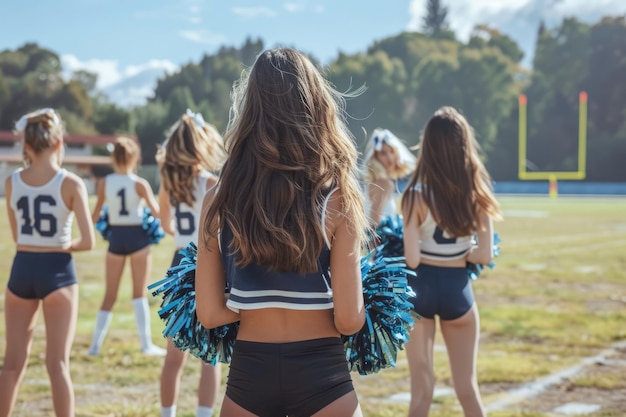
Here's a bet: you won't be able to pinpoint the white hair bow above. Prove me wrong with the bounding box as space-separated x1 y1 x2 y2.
186 108 205 128
15 108 59 132
373 129 390 151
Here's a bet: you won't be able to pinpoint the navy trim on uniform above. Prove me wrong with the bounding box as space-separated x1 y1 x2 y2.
420 248 469 258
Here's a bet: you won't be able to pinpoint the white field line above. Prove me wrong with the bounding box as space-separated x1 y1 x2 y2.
484 341 626 412
372 341 626 411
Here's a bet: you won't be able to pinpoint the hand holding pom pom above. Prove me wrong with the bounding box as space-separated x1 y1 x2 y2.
467 232 501 280
95 206 112 241
142 207 165 244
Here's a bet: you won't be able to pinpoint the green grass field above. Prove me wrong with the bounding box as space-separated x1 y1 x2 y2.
1 196 625 416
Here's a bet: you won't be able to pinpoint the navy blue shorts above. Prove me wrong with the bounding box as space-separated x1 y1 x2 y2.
408 264 474 321
8 252 77 299
226 337 355 417
107 225 150 255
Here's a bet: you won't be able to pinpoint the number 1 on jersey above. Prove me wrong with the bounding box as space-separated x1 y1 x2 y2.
117 188 129 215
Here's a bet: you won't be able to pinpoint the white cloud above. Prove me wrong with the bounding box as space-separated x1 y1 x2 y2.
283 1 325 14
105 86 157 108
125 60 178 78
284 2 306 13
552 0 626 20
407 0 626 40
61 55 178 88
60 54 179 107
232 6 277 18
179 29 227 45
135 3 204 24
61 55 122 88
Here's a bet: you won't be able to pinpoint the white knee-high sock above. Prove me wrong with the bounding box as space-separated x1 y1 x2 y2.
133 297 166 355
197 406 213 417
88 310 112 355
161 405 176 417
132 297 153 350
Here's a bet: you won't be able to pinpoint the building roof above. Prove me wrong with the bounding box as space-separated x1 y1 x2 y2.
0 131 135 145
0 153 112 166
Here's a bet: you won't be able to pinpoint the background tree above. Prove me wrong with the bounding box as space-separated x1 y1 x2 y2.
2 15 625 181
422 0 449 37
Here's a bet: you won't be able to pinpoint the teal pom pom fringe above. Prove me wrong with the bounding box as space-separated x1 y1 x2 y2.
148 243 238 365
342 253 416 375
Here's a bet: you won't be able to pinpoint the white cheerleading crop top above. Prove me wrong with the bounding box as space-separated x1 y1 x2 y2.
10 168 74 248
419 210 473 261
105 173 145 225
173 170 211 248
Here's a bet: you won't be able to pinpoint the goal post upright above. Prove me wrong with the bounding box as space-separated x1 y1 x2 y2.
518 91 587 184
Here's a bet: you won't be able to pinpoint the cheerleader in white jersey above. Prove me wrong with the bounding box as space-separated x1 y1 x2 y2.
0 108 95 417
88 137 165 356
401 107 502 417
156 111 225 417
361 128 415 227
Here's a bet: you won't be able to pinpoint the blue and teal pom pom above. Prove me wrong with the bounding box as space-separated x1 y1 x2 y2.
343 253 416 375
95 206 112 241
142 207 165 244
467 232 501 280
148 243 238 365
95 205 164 244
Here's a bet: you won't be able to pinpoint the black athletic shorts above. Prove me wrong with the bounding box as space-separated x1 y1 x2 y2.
226 337 355 417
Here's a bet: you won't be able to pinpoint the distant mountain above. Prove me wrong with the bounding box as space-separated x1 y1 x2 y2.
101 67 170 108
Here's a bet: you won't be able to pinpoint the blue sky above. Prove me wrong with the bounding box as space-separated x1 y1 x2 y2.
2 0 624 105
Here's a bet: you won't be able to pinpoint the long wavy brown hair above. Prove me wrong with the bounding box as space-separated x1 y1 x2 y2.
156 115 225 206
203 47 368 273
401 106 501 236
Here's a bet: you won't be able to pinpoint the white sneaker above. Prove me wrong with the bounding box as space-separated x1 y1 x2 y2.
141 344 167 356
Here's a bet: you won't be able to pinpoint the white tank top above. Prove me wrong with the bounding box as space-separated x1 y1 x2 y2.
10 168 74 248
105 173 145 225
172 171 211 248
419 211 472 261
